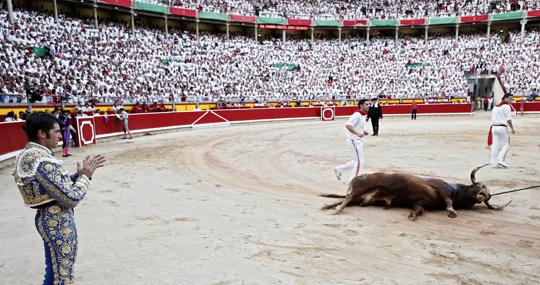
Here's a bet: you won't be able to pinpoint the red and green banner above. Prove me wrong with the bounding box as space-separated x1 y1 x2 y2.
342 19 368 27
314 19 339 27
258 17 285 25
400 18 425 26
287 19 312 26
429 17 457 25
491 11 524 21
460 15 489 23
199 11 228 21
370 19 397 27
259 25 308 30
25 47 47 57
99 0 132 9
528 10 540 17
85 2 536 28
169 7 197 17
134 1 167 14
230 15 256 23
32 47 47 57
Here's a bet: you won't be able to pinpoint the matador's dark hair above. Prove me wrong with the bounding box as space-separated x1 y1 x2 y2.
22 111 58 142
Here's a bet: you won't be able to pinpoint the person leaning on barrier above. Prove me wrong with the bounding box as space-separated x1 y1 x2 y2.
12 111 106 285
116 108 132 139
3 111 16 122
18 110 28 121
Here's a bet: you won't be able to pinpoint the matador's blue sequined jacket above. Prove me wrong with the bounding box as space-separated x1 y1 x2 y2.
13 142 91 208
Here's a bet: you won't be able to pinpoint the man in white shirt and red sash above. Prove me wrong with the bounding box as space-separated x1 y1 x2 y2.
488 93 516 168
334 99 370 182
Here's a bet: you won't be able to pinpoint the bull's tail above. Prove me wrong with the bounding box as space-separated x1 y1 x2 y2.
321 185 351 211
319 193 347 198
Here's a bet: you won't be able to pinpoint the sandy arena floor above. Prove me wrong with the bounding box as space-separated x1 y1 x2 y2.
1 112 539 284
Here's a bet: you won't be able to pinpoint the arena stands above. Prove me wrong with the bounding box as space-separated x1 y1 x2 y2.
1 7 539 105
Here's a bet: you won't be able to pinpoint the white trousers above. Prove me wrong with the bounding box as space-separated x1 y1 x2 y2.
336 139 365 182
490 126 510 165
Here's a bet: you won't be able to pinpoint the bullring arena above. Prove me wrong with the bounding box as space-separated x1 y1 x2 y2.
2 0 540 284
1 112 540 284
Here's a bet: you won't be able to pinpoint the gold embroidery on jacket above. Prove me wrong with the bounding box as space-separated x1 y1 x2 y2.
36 206 77 284
13 143 90 207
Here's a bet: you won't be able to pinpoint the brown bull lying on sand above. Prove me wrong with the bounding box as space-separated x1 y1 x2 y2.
321 164 511 220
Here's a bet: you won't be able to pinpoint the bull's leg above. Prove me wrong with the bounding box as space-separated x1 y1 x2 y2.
445 198 457 218
321 200 344 210
408 205 425 221
359 190 377 207
333 194 353 215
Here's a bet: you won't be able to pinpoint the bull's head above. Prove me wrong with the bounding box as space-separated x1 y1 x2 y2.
470 164 511 210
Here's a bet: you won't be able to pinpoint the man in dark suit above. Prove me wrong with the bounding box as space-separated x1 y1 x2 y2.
367 98 383 136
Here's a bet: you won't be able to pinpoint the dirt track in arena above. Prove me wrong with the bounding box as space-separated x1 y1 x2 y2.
1 112 539 284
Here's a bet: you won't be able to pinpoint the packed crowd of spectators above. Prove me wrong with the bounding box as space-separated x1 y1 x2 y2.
142 0 540 19
1 9 539 106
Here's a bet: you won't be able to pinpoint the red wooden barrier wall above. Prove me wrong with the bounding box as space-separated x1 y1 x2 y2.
5 103 525 160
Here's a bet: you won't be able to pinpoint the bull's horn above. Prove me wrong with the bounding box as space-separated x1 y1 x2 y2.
470 163 489 184
485 200 512 210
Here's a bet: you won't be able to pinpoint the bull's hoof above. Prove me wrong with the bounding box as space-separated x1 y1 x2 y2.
408 213 417 221
447 209 458 218
331 210 342 215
